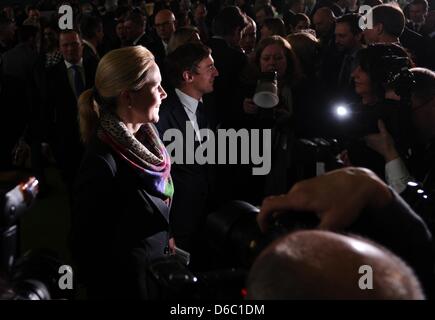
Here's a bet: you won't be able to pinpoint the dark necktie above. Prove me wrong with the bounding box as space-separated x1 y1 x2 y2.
71 64 85 98
338 54 353 88
196 101 207 130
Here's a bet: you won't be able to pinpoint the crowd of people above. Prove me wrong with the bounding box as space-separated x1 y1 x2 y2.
1 0 435 299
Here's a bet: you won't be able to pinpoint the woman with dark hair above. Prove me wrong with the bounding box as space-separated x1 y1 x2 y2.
352 43 413 105
345 43 416 178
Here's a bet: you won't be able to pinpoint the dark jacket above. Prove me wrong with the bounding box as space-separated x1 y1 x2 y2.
207 37 247 129
155 90 217 252
43 59 97 188
71 134 171 299
145 38 166 68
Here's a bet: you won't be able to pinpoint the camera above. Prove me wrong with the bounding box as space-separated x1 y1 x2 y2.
0 177 69 300
253 71 279 109
148 201 320 300
291 138 344 182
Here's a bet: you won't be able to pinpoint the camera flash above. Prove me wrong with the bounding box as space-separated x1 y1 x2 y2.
335 105 349 118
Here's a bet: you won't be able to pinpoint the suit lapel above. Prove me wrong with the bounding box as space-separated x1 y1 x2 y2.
56 62 76 100
168 92 191 133
140 189 170 224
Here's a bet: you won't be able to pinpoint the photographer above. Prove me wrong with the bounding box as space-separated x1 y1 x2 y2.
242 35 303 200
247 230 425 299
364 67 435 232
342 43 415 179
257 166 435 298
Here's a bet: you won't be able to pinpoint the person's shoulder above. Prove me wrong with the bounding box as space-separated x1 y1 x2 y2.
46 59 66 76
80 135 118 177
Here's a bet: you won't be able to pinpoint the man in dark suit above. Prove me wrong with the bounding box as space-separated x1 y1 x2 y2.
406 0 429 34
44 30 97 193
0 16 16 54
207 6 248 129
147 9 176 68
124 10 151 47
79 14 104 63
156 42 219 269
363 4 433 69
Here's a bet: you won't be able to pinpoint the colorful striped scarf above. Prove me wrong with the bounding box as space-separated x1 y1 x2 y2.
98 111 174 203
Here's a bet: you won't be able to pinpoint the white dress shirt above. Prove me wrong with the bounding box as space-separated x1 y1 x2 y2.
385 157 414 193
175 88 203 142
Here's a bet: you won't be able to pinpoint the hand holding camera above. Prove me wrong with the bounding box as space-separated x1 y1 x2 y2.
364 119 400 162
257 167 393 233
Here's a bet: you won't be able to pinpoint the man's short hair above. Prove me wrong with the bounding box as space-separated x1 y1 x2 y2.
212 6 248 37
255 4 276 17
59 29 82 42
336 13 363 35
79 15 102 40
410 0 429 12
410 67 435 105
247 230 425 299
372 4 405 38
165 42 212 88
124 10 145 27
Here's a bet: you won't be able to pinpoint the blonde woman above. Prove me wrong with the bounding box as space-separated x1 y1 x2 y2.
72 46 173 299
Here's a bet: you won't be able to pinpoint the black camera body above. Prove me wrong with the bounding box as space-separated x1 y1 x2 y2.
0 178 68 300
379 55 415 100
148 201 319 300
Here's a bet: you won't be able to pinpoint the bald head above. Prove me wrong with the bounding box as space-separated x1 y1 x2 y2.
155 9 176 42
247 230 424 299
313 7 336 38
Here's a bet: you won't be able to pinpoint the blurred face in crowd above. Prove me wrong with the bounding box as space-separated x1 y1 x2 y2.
43 26 58 49
335 22 361 52
351 65 375 103
190 54 219 97
116 21 127 42
28 9 40 19
59 31 83 64
154 10 176 42
260 25 273 40
409 4 427 23
194 3 207 20
412 94 435 140
313 10 334 38
240 22 257 53
95 23 104 44
256 9 268 27
292 1 305 13
126 62 167 124
124 19 144 41
362 23 381 45
260 43 287 79
1 21 16 42
295 20 310 32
